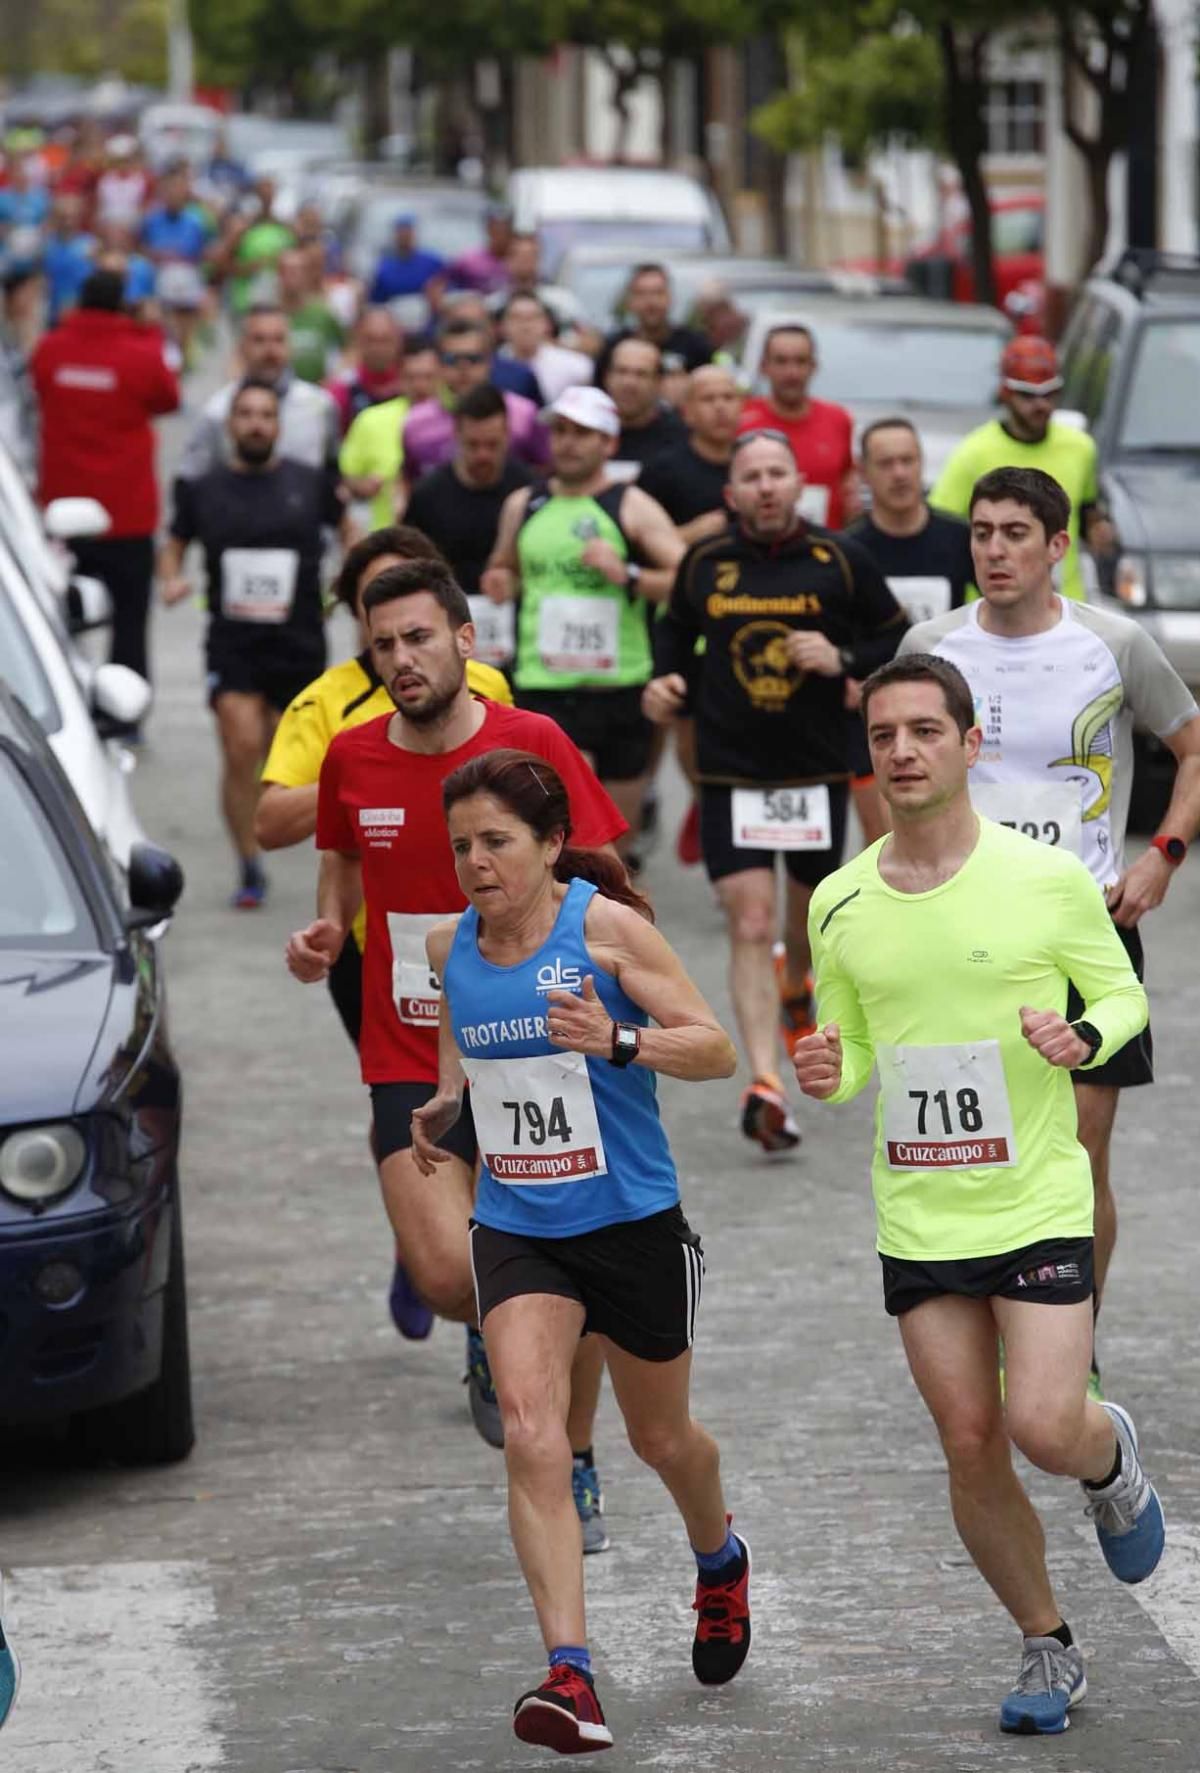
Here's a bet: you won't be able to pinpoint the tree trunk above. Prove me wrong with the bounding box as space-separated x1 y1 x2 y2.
938 24 996 308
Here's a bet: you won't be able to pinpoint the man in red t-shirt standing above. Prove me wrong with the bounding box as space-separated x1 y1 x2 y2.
737 323 857 529
31 267 179 702
287 557 627 1543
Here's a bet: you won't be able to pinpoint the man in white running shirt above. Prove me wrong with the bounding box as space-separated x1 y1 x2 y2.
901 465 1200 1385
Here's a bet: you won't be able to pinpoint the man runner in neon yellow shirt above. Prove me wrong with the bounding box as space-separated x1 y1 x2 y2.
930 335 1115 602
794 653 1164 1737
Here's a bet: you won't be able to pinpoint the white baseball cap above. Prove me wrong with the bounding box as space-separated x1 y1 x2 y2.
542 384 620 438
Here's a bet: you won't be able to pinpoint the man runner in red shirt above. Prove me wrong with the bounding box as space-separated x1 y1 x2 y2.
738 323 856 528
286 557 627 1548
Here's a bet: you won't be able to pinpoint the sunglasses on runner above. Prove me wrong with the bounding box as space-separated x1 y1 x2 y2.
442 351 487 367
1003 378 1064 397
730 427 793 453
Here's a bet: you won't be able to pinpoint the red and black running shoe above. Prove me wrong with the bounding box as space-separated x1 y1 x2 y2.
513 1663 613 1755
692 1523 752 1686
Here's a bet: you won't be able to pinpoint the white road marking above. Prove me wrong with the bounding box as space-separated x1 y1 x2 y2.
1101 1521 1200 1678
2 1560 225 1772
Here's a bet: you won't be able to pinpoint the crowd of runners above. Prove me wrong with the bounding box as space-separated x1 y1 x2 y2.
9 154 1200 1748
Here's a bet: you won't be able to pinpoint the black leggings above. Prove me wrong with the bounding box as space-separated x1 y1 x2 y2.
73 535 155 684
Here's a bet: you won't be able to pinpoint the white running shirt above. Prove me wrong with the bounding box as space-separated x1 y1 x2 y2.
901 598 1198 885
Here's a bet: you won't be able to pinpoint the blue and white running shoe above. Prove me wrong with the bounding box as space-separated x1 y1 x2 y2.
1084 1402 1165 1585
999 1635 1086 1735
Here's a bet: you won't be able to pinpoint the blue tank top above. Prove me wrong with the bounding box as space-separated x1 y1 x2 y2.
444 877 679 1238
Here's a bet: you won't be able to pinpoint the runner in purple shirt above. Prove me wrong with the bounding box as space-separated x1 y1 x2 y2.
448 205 513 295
402 320 550 480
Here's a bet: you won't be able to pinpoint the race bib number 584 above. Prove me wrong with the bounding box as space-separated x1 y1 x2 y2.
877 1040 1016 1169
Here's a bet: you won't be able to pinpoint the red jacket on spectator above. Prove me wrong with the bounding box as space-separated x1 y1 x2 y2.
32 309 180 537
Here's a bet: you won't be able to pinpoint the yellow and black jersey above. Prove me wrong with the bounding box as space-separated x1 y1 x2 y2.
653 522 907 785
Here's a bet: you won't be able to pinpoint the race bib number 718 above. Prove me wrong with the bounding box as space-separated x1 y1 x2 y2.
877 1040 1017 1169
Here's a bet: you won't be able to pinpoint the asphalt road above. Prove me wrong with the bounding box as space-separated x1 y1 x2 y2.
3 374 1200 1772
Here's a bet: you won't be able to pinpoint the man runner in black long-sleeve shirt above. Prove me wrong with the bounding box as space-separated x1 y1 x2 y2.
644 428 907 1151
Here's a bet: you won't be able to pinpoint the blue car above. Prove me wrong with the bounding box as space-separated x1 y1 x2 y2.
0 683 191 1462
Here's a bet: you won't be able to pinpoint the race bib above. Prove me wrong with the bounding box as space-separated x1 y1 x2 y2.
887 574 952 625
465 1050 608 1184
387 912 444 1029
732 784 832 851
467 594 515 668
970 781 1083 856
796 485 830 524
221 548 299 624
878 1040 1016 1170
537 595 620 677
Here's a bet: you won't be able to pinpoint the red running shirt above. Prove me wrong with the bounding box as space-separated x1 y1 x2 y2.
737 396 855 529
316 700 628 1083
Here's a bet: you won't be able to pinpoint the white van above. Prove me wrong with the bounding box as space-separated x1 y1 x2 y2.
507 165 730 276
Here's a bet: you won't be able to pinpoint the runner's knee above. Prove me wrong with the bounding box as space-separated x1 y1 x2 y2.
626 1418 692 1473
726 901 774 945
1006 1400 1086 1477
939 1412 1008 1484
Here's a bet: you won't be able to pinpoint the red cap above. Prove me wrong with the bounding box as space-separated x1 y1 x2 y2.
1000 335 1062 395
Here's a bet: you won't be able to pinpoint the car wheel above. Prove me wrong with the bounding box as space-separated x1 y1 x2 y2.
80 1196 195 1466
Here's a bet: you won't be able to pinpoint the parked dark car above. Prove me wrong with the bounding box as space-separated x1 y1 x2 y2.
0 684 190 1462
1058 248 1200 824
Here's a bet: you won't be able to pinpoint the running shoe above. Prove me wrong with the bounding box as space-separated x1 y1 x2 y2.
999 1635 1086 1735
388 1259 434 1341
740 1077 801 1153
464 1326 504 1449
572 1460 610 1555
692 1522 752 1686
778 970 816 1058
0 1604 17 1734
1083 1401 1165 1584
231 861 267 910
675 800 702 867
513 1663 613 1754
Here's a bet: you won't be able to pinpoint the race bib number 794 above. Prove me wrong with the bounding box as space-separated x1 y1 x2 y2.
465 1050 608 1184
877 1040 1017 1170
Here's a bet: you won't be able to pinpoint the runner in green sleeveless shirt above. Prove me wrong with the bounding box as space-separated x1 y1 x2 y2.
483 385 684 852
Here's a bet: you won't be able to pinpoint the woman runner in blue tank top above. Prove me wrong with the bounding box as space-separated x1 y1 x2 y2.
411 748 753 1755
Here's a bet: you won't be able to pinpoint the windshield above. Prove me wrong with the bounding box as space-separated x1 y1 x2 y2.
1118 321 1200 451
539 220 709 277
357 196 486 266
0 582 60 733
0 752 95 949
766 321 1005 407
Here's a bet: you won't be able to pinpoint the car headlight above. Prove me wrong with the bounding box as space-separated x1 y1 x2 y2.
0 1124 87 1203
1144 556 1200 610
1114 552 1148 608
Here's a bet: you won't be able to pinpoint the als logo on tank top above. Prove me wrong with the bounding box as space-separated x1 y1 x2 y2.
571 516 601 542
535 956 584 995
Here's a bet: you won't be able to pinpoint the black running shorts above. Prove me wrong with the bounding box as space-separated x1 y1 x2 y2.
1067 920 1153 1089
880 1235 1095 1318
205 630 326 712
700 782 849 887
326 936 363 1048
469 1204 703 1362
515 685 653 782
371 1082 478 1166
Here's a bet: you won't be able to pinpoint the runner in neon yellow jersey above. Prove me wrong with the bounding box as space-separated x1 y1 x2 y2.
794 652 1163 1738
930 335 1116 603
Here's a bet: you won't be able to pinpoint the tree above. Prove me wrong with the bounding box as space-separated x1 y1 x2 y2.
1051 0 1153 274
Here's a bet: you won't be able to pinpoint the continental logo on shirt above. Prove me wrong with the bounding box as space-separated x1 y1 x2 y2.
731 620 801 710
707 592 822 619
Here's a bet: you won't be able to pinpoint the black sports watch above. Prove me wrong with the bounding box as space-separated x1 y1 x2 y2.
610 1022 641 1068
1070 1020 1104 1062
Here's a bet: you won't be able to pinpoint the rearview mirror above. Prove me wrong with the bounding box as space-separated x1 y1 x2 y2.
92 663 152 736
125 842 184 930
43 497 112 542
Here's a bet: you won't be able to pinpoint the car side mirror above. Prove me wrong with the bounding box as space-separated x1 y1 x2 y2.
65 574 112 635
91 663 152 737
125 842 184 930
43 496 112 542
